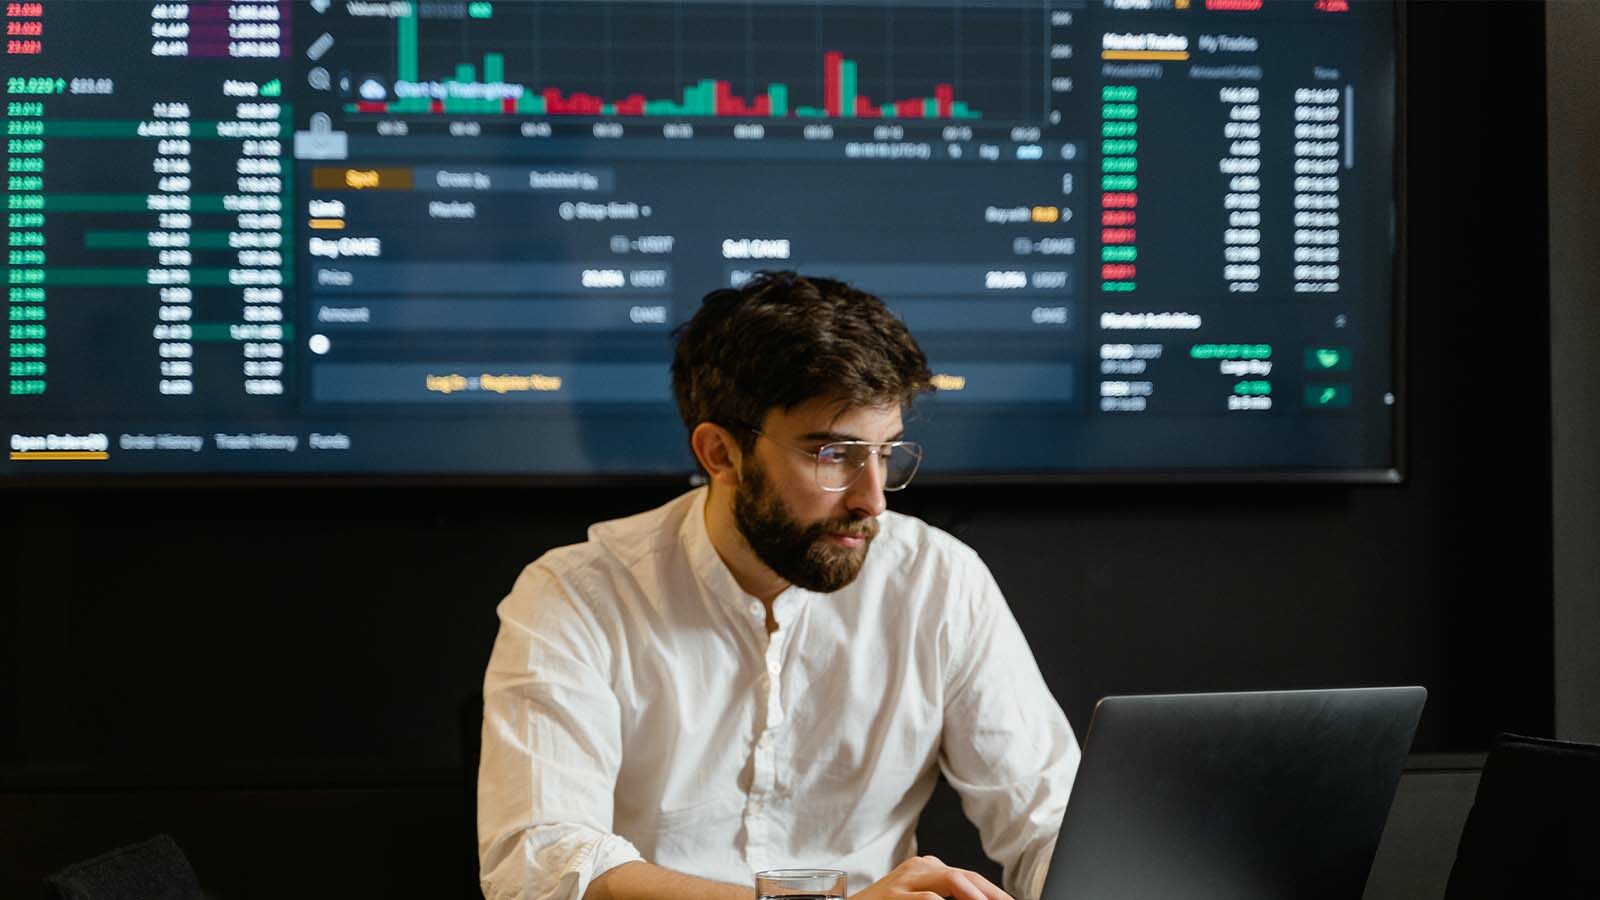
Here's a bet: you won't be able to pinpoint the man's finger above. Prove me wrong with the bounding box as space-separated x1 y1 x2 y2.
956 869 1010 900
941 870 987 900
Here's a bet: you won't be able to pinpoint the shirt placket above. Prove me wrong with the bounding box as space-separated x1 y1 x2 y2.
743 598 787 873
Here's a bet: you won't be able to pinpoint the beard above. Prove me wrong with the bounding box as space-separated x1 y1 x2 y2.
733 455 879 593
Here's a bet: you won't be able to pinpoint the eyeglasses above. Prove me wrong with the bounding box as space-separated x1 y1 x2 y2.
728 423 924 493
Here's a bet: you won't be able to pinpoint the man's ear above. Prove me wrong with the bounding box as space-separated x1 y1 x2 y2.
690 422 743 489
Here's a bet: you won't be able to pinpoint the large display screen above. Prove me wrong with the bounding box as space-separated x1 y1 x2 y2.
0 0 1398 481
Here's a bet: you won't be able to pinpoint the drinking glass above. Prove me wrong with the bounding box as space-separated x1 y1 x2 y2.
755 868 847 900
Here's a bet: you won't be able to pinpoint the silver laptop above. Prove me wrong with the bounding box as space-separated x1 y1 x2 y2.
1041 686 1426 900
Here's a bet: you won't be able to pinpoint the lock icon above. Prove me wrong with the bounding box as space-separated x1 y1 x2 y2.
294 111 348 160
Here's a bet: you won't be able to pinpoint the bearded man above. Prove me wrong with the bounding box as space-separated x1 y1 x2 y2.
478 271 1079 900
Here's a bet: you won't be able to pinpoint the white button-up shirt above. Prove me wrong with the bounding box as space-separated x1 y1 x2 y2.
479 488 1079 900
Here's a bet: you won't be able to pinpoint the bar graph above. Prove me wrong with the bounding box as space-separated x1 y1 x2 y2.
339 1 1043 123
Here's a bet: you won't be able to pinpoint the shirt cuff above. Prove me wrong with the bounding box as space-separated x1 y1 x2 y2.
587 833 647 885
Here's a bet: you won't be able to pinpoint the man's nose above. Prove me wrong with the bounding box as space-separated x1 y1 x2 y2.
844 457 888 519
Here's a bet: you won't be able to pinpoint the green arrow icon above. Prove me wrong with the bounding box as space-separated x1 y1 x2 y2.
1317 349 1341 369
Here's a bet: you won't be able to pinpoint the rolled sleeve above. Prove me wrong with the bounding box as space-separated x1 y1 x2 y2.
938 558 1080 900
479 564 646 900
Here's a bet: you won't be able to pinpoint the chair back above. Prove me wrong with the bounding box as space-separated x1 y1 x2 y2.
46 834 203 900
1443 733 1600 899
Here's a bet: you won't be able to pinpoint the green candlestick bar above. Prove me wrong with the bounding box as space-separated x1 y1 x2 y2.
454 63 476 83
688 79 717 115
840 60 857 118
398 9 418 82
795 107 827 117
484 53 504 84
444 96 497 114
768 84 787 117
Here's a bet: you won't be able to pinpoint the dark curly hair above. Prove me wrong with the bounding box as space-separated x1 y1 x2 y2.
671 271 932 454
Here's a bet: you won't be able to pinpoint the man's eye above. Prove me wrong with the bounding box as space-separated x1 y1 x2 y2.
817 446 851 464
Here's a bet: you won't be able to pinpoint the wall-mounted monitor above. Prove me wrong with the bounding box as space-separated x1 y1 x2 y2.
0 0 1398 482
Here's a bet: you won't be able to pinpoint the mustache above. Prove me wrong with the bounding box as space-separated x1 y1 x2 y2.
818 517 880 540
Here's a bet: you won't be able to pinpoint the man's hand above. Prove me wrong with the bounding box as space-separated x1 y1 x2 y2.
849 855 1012 900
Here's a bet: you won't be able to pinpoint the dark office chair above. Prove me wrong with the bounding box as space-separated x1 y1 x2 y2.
45 834 205 900
1442 733 1600 899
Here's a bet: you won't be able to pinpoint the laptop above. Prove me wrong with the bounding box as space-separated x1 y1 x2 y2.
1040 686 1426 900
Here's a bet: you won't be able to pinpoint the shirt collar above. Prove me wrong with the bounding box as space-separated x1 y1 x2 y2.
680 486 813 629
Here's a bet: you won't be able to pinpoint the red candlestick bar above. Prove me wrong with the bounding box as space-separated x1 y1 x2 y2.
935 83 954 118
824 51 842 117
855 96 879 118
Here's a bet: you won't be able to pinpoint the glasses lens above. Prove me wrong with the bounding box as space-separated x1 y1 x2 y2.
884 443 922 490
813 442 923 491
813 443 860 491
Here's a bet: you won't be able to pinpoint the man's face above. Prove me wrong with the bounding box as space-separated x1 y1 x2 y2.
732 397 903 593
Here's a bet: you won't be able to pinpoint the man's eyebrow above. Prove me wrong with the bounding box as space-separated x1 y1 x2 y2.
798 429 907 442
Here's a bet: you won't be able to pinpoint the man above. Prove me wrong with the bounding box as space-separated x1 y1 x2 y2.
479 272 1079 900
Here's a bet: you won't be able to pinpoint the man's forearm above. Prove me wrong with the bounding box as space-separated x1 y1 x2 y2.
584 861 752 900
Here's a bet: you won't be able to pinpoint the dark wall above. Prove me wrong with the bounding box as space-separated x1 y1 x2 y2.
1547 0 1600 743
0 3 1553 898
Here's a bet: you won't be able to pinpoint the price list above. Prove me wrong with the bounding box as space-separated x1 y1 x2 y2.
3 1 292 411
1089 13 1364 419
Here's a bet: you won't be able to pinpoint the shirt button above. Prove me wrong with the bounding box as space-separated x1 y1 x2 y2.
748 602 762 617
